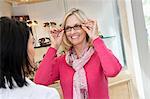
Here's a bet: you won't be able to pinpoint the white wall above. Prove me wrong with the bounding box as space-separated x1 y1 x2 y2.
12 0 65 46
0 0 12 17
125 0 150 98
132 0 150 97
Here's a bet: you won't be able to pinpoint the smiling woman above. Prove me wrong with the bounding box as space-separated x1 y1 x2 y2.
34 8 122 99
65 0 126 67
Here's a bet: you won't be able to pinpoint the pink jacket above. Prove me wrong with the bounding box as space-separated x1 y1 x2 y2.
34 37 122 99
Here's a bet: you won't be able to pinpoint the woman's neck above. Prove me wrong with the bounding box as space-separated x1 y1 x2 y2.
73 40 89 58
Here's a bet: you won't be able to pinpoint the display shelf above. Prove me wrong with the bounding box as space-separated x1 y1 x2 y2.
34 43 51 48
100 35 116 39
34 35 115 49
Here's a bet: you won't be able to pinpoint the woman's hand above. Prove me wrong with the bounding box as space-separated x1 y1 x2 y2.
81 19 99 41
49 27 64 50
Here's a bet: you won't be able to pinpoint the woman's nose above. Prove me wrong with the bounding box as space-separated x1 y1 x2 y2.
70 28 75 34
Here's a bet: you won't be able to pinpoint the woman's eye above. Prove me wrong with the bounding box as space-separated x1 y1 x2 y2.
74 25 81 30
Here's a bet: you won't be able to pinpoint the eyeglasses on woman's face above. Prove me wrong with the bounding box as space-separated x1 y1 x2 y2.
65 24 82 32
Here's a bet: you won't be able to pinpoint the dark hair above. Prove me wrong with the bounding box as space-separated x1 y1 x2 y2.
0 17 33 89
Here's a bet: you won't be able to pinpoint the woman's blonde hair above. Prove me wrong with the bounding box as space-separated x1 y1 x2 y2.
60 8 92 53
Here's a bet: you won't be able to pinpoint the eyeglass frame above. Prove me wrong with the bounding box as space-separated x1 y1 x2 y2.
64 24 82 32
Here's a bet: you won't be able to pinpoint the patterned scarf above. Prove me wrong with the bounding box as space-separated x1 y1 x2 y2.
65 47 95 99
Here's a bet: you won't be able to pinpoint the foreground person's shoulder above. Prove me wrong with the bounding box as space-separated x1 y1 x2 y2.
27 79 60 99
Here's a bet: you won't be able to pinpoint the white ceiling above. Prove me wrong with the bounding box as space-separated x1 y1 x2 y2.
6 0 52 5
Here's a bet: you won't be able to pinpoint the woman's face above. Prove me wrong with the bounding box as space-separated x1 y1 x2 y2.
27 33 35 65
65 14 87 46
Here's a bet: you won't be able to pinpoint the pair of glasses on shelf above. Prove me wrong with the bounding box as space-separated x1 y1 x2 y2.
43 22 57 27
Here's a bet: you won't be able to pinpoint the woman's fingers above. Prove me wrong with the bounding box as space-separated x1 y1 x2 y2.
82 24 90 32
50 27 63 33
58 29 64 37
49 32 55 42
50 28 64 42
82 19 95 30
49 29 64 49
82 19 99 40
82 22 93 31
83 19 94 25
50 27 63 38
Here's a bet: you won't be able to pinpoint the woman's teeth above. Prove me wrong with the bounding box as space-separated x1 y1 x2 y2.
71 35 79 39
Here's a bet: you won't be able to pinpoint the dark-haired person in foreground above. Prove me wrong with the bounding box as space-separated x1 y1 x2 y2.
0 17 60 99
